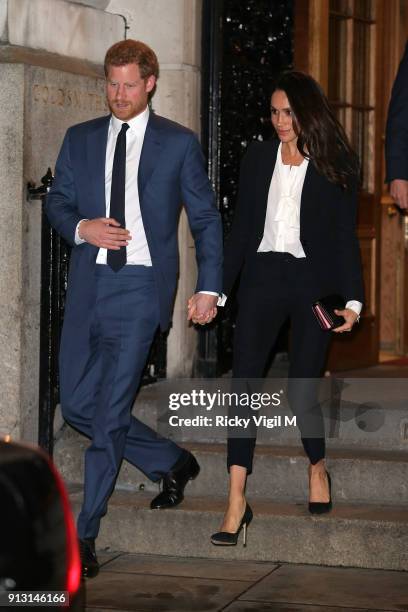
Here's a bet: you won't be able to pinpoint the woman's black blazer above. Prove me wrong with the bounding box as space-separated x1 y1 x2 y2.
223 139 365 304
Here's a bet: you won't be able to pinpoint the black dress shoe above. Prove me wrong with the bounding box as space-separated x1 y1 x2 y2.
79 538 99 578
309 471 332 515
150 450 200 509
211 503 253 547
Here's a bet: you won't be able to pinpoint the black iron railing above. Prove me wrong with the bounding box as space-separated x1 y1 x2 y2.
27 169 69 456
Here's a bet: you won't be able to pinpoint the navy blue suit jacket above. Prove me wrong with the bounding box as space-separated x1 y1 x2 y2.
45 112 223 343
386 41 408 182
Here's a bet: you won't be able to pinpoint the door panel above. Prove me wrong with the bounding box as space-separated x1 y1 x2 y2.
295 0 384 370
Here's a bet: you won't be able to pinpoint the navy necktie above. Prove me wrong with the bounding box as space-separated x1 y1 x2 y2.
107 122 129 272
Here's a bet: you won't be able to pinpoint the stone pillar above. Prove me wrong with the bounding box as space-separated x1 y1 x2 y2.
105 0 203 376
0 63 25 439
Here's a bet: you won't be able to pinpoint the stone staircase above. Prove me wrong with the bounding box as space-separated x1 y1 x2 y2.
56 379 408 571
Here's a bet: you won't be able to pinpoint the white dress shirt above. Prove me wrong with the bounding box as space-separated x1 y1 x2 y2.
76 107 151 265
97 107 152 265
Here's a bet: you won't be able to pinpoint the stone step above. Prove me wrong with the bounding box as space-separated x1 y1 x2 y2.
68 485 408 571
54 375 408 452
56 437 408 505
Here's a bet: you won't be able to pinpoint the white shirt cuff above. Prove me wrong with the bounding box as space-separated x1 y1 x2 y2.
217 293 227 307
74 219 88 245
345 300 363 317
198 291 226 306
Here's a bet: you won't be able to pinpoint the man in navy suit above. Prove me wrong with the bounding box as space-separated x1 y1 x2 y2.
386 41 408 209
45 39 222 577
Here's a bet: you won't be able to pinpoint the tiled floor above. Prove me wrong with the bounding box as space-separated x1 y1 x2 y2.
84 552 408 611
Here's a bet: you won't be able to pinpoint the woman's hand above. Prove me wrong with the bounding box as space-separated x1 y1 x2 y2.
332 308 359 333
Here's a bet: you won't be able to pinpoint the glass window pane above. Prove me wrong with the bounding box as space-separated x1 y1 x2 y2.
329 0 376 193
330 0 351 16
353 0 375 20
329 16 348 104
353 20 373 106
351 109 374 192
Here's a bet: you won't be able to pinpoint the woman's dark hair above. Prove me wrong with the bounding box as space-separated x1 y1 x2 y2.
272 71 360 189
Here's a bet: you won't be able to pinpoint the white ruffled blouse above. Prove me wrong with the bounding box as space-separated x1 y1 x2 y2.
257 142 308 258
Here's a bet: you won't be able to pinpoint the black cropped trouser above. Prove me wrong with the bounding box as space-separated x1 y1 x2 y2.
227 252 332 474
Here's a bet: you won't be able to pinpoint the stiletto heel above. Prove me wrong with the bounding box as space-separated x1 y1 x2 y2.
211 503 253 546
309 471 332 514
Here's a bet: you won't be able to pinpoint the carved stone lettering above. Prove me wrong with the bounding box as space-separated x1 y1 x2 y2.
32 83 108 112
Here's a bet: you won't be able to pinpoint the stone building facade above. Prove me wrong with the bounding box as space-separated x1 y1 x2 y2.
0 0 202 442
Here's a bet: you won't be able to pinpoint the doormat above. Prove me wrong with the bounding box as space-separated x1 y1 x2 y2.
380 357 408 366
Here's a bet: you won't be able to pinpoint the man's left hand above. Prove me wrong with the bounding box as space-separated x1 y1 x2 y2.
332 308 359 333
187 294 218 325
390 179 408 209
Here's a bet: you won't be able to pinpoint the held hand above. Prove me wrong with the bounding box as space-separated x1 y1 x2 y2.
332 308 359 333
78 218 131 249
390 179 408 209
187 294 218 325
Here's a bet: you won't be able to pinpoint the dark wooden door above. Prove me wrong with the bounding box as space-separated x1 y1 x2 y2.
295 0 384 370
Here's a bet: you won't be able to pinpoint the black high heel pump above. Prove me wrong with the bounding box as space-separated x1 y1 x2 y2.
211 503 253 546
309 471 332 514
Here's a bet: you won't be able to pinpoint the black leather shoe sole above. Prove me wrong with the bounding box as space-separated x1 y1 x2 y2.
82 562 100 579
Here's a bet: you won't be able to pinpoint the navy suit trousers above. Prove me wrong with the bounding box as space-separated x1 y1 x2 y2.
60 264 182 539
227 252 332 473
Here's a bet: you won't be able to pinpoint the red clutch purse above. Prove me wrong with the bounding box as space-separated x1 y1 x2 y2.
312 294 345 330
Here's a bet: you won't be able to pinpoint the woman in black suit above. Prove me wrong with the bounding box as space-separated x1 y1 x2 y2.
210 71 364 546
